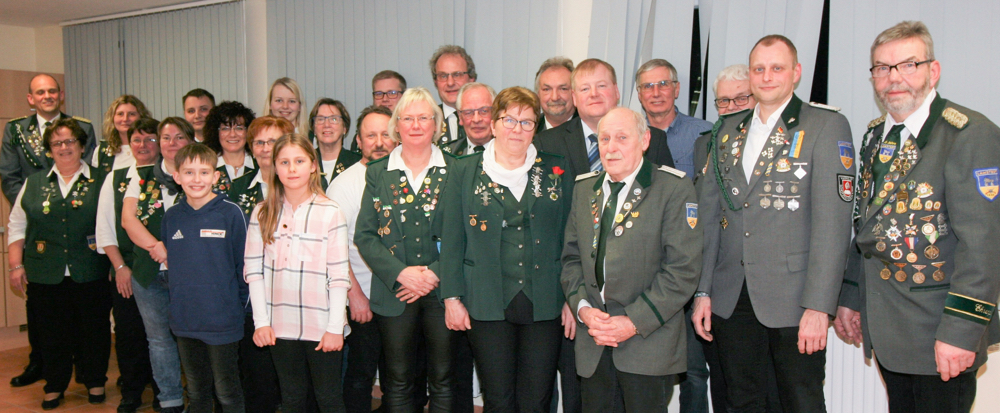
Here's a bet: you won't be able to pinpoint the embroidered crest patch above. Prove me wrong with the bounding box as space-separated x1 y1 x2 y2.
686 203 698 229
974 167 999 201
838 174 855 202
838 141 854 170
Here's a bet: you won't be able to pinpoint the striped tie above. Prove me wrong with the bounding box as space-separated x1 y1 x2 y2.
588 134 603 172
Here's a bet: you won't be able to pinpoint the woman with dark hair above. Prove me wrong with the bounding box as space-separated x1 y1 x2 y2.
204 101 257 183
309 98 361 191
8 118 112 410
94 95 152 173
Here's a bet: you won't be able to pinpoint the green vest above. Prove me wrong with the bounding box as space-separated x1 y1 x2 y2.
318 147 363 192
130 165 167 286
21 166 110 284
227 171 264 216
500 186 533 305
95 141 116 174
113 167 136 267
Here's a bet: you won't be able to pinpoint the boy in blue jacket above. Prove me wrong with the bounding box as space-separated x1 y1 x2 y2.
162 143 248 413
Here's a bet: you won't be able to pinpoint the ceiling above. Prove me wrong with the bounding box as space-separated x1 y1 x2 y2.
0 0 200 27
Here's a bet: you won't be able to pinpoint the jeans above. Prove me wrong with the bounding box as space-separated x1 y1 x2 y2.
343 311 380 413
176 337 244 413
132 272 184 408
271 339 346 413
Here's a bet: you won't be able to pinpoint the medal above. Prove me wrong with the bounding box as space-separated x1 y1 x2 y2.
880 265 892 280
775 182 784 193
909 197 922 211
760 196 771 209
894 263 908 282
924 244 940 260
787 198 800 211
776 158 791 172
614 226 623 236
774 197 785 210
763 181 772 193
932 262 946 281
912 265 927 284
905 237 919 262
895 201 907 214
481 221 487 231
469 215 477 226
890 244 903 260
876 237 886 252
626 221 633 229
615 213 624 223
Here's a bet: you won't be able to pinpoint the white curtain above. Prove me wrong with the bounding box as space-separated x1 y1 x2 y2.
63 20 124 137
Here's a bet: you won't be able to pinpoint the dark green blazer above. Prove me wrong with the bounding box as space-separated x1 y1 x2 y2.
0 113 97 203
439 151 572 322
318 147 362 192
21 165 110 284
227 171 265 216
355 151 455 317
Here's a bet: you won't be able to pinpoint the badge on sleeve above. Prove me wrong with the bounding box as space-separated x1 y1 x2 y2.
838 174 855 202
974 167 999 201
838 141 854 170
686 203 698 229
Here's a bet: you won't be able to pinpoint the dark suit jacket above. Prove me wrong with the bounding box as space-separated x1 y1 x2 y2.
1 113 97 202
840 94 1000 375
535 117 674 180
562 159 702 377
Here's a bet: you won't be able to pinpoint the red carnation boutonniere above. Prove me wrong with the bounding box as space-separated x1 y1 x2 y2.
547 166 565 200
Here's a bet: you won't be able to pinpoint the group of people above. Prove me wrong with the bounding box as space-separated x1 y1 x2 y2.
2 19 998 413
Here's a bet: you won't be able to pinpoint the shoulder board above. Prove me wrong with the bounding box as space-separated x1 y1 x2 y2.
867 114 886 129
808 102 841 112
10 115 29 122
575 171 599 182
72 116 92 124
657 165 687 178
942 107 969 130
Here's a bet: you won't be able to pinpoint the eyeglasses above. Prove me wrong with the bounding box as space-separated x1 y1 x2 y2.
870 60 933 78
459 106 491 118
398 115 435 126
252 139 278 148
638 80 678 92
434 71 469 82
373 90 403 99
715 94 754 108
314 116 342 125
130 137 158 145
498 116 537 132
50 138 78 148
219 125 247 133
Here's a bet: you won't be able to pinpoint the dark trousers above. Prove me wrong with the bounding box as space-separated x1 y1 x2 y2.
878 361 977 413
112 281 156 400
550 335 582 413
28 277 112 394
343 312 381 413
467 318 561 413
702 330 785 413
176 337 244 413
240 313 281 413
580 348 674 413
452 331 474 413
26 286 44 368
377 294 455 413
271 338 346 413
680 306 710 413
712 284 826 413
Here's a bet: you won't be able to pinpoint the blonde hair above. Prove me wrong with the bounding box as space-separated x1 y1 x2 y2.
102 95 151 156
386 87 444 144
263 77 309 133
256 133 325 245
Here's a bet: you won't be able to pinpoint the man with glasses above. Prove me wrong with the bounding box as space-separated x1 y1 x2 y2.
636 59 712 179
692 35 854 412
713 64 756 116
536 58 673 180
372 70 407 112
835 21 1000 413
535 57 578 132
445 83 496 156
1 73 96 388
429 45 477 150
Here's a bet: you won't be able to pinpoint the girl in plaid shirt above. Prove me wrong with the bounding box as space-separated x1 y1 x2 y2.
245 133 351 413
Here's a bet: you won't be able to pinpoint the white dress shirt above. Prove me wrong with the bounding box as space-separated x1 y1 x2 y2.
743 96 793 183
882 88 937 147
327 162 373 298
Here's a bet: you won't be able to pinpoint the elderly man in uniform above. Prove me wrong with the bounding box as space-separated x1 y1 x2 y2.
562 107 701 412
442 82 495 156
692 35 855 412
430 45 477 149
835 21 1000 413
1 73 97 388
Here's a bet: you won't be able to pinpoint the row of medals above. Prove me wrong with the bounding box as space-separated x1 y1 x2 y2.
758 180 801 210
861 139 946 284
373 174 442 236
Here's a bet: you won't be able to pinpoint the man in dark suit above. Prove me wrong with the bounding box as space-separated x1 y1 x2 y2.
836 21 1000 413
692 35 855 412
443 82 495 156
535 57 577 132
535 59 674 180
0 73 96 387
562 107 702 412
430 45 477 149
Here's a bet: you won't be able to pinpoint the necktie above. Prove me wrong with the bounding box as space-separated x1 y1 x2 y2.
588 134 603 172
474 145 485 153
596 181 625 291
869 124 904 205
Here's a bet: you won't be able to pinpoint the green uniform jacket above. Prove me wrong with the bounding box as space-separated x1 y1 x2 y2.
0 113 97 203
355 151 455 317
840 94 1000 375
112 167 137 267
562 159 702 377
439 151 572 322
318 147 362 192
227 171 265 216
21 165 110 284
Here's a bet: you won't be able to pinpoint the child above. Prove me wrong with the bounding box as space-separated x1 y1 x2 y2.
245 133 351 413
161 143 249 413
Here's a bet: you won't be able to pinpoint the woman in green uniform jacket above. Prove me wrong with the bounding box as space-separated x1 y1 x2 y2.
355 87 456 413
8 118 112 409
204 101 257 193
309 98 362 191
439 87 574 413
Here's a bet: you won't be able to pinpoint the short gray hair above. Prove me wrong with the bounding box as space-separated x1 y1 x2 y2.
634 59 678 85
455 83 497 110
597 107 649 139
429 45 477 80
713 64 750 96
871 21 935 65
534 57 575 92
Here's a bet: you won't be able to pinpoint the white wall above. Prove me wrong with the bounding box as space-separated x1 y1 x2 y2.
0 24 64 73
